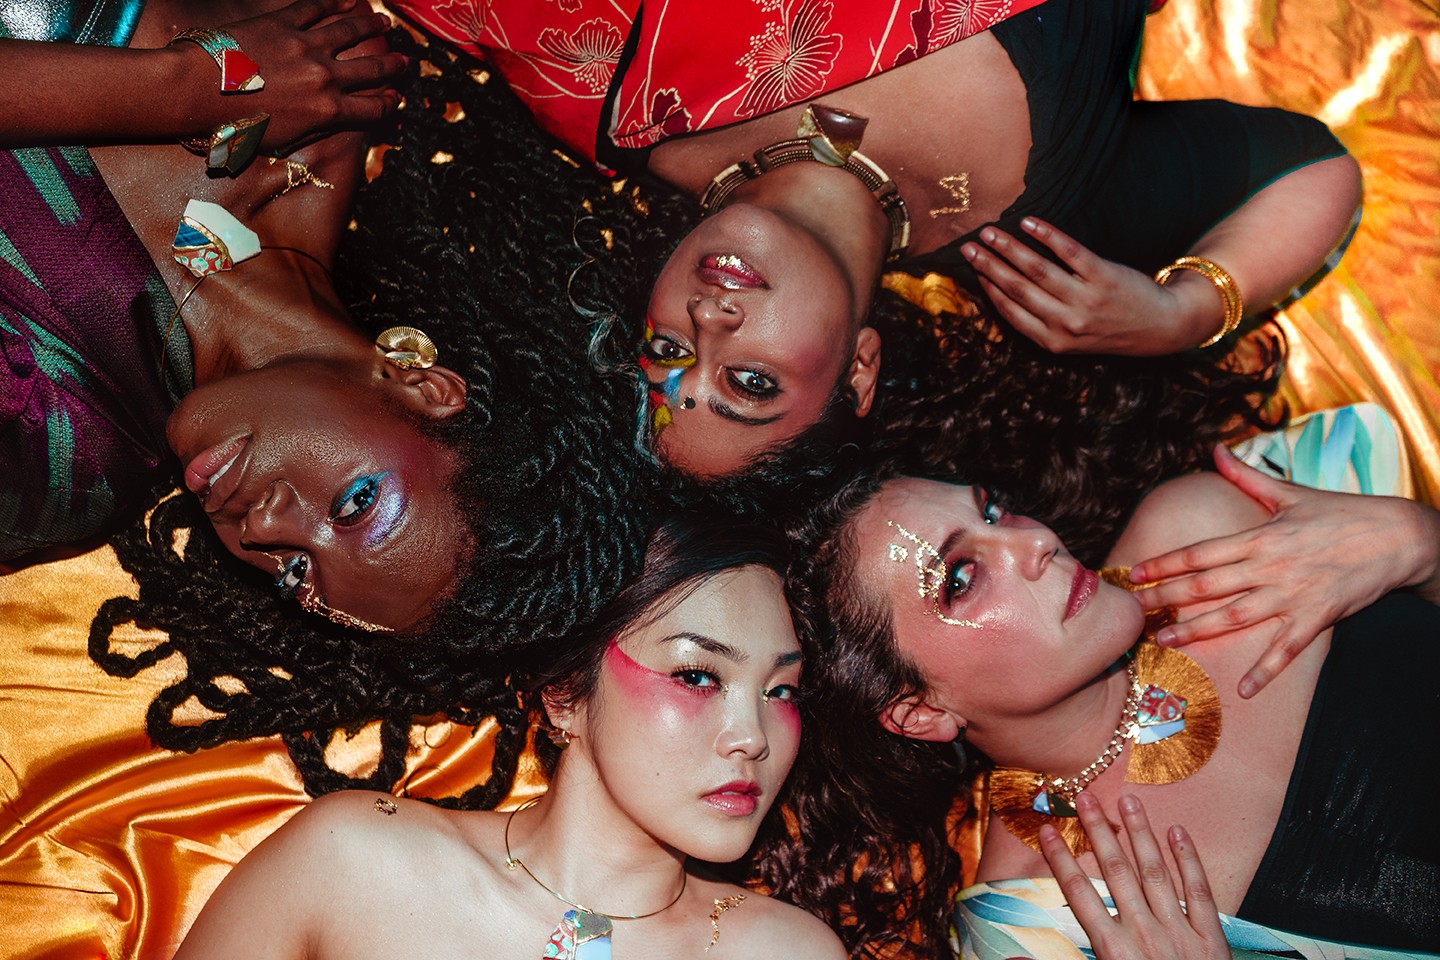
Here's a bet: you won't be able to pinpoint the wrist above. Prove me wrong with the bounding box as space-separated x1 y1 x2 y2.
157 45 228 138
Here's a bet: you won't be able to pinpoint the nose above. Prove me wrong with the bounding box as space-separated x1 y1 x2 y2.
715 691 770 762
241 481 310 547
1004 519 1060 582
688 294 744 332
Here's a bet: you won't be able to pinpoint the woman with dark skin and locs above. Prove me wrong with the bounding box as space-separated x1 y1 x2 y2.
390 0 1360 481
2 0 655 802
772 448 1440 959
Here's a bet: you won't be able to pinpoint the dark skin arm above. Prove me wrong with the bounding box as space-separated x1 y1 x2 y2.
0 0 403 152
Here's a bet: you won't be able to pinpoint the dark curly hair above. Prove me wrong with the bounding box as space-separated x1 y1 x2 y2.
87 35 664 807
671 287 1285 567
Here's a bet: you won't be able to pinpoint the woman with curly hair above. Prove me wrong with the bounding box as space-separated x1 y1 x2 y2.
773 451 1440 959
174 516 844 960
390 0 1359 481
4 0 655 800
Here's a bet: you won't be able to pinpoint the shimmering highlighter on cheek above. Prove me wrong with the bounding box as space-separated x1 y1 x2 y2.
604 638 708 719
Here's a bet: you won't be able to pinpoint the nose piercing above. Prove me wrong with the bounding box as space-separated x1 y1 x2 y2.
681 397 695 410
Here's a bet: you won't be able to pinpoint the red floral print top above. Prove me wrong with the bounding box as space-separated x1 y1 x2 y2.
390 0 1049 168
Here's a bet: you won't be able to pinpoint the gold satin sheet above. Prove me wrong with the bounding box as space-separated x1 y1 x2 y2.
2 0 1437 955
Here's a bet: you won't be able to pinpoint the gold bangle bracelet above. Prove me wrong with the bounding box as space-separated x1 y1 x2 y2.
1154 256 1244 349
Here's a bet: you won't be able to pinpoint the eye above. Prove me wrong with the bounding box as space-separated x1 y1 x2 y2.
943 559 977 603
728 369 778 399
763 683 802 704
978 488 1007 525
331 474 385 527
674 668 723 693
641 335 693 365
275 554 309 600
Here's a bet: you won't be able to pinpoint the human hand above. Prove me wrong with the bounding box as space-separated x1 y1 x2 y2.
189 0 405 152
1130 443 1440 697
960 218 1213 356
1039 793 1228 960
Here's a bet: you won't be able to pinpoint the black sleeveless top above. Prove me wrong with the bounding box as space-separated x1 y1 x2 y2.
1238 593 1440 950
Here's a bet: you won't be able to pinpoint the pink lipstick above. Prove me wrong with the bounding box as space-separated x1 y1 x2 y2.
183 436 249 511
703 781 760 817
699 254 767 290
1064 566 1099 621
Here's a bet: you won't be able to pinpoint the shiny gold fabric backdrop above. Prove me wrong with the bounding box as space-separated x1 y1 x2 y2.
1 1 1436 957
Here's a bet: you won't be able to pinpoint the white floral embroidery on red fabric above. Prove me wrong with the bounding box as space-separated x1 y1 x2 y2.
931 0 1014 45
736 0 842 118
548 0 584 14
537 17 626 91
426 0 488 41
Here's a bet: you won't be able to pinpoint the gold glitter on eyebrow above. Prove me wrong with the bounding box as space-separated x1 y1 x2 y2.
886 521 981 628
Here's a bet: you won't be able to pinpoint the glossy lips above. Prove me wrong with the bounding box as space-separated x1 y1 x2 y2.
703 780 760 817
699 254 767 290
1063 566 1099 621
183 436 249 512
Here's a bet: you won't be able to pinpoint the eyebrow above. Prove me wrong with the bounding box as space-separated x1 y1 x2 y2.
661 632 747 662
708 397 784 427
776 651 803 667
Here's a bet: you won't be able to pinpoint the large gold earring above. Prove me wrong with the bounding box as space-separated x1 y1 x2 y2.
375 326 438 370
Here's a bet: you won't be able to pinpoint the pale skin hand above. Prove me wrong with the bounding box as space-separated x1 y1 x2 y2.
1039 792 1229 960
1130 444 1440 698
0 0 403 152
963 154 1363 356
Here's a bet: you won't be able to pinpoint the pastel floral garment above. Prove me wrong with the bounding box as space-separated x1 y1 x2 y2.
958 879 1440 960
389 0 1048 167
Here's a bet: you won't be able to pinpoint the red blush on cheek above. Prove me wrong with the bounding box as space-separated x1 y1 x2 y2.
603 639 707 720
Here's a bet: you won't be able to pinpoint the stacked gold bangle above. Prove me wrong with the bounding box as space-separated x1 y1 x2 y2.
1153 256 1245 349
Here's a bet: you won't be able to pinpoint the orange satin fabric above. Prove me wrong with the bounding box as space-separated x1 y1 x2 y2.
2 1 1437 956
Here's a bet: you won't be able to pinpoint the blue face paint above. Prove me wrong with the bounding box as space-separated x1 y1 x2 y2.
661 367 685 404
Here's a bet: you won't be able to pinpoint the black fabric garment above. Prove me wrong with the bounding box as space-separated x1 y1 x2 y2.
899 0 1347 290
1238 592 1440 950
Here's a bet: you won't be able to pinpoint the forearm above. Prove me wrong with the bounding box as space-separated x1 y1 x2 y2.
1168 153 1363 347
0 40 231 147
1398 498 1440 606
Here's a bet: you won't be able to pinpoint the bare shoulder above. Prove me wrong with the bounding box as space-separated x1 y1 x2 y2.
1108 470 1270 568
717 889 847 960
177 791 496 959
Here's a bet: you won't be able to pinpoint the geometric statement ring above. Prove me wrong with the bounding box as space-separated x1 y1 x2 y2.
375 326 438 370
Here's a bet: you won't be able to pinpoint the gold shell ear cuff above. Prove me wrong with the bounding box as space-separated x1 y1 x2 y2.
375 326 438 370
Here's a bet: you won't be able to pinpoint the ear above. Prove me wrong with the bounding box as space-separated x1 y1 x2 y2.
380 363 468 419
848 327 882 418
880 693 963 743
540 687 581 736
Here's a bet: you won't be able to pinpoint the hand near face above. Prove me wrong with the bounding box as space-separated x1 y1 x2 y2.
1129 444 1440 698
1039 793 1229 960
203 0 405 153
961 218 1219 356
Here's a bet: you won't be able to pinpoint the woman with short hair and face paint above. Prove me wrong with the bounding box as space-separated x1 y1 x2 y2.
779 449 1440 959
174 518 846 959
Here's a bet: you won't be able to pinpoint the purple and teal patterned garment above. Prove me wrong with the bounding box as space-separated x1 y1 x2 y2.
0 145 193 560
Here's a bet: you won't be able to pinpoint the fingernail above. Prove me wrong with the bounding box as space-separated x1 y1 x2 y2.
1022 217 1038 231
1039 824 1060 843
1119 793 1140 813
1127 565 1145 583
980 227 996 244
1169 825 1187 844
1074 791 1096 811
962 244 978 262
1238 676 1258 699
1155 627 1176 646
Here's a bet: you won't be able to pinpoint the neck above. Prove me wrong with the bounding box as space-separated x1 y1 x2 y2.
181 246 368 385
509 764 688 917
969 654 1134 777
725 163 890 308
